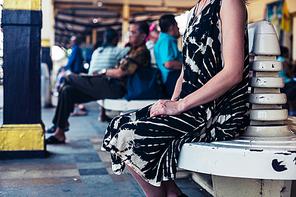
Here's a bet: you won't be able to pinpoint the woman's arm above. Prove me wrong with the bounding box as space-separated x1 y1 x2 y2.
150 0 246 117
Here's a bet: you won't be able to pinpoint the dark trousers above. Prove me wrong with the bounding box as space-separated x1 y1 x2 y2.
164 69 181 97
52 74 126 128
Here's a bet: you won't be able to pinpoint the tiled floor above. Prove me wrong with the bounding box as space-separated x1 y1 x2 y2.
0 100 212 197
0 134 145 197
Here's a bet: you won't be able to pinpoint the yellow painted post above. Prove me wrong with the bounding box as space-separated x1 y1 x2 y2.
122 3 130 43
86 35 91 44
1 0 45 159
92 29 97 45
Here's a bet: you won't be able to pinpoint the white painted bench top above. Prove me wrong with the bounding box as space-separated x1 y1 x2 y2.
97 98 157 111
178 136 296 180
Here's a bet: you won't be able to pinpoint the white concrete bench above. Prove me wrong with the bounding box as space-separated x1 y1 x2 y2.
97 98 157 113
178 21 296 197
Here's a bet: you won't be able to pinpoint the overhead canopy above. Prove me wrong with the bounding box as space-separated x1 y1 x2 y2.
53 0 194 48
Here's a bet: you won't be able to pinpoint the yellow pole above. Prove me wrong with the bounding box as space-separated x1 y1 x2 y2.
1 0 45 158
92 29 97 45
122 3 130 43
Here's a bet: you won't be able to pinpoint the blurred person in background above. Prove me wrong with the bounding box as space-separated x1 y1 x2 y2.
50 28 128 130
146 24 160 66
278 46 296 116
154 14 183 97
46 21 151 144
63 36 84 74
88 28 129 121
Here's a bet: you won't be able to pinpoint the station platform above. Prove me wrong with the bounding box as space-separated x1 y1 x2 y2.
0 93 212 197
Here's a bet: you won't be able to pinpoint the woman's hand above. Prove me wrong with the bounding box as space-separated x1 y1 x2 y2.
150 99 183 117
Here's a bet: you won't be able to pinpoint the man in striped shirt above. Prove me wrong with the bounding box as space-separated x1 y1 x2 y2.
46 22 151 144
88 29 129 75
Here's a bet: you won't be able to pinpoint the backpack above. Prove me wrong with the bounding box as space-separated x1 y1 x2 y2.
124 66 165 100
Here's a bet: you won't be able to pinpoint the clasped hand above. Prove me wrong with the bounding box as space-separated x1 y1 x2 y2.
150 99 181 117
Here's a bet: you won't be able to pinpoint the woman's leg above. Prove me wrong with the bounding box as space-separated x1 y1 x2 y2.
162 180 184 197
126 164 184 197
104 109 198 196
125 164 166 197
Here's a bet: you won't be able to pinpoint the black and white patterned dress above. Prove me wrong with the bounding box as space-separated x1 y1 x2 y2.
102 0 249 187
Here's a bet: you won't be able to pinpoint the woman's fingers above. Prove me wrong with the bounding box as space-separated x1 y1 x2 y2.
150 100 172 117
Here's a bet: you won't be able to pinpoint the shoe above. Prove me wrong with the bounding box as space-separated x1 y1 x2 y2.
70 104 88 116
46 125 69 133
46 136 65 144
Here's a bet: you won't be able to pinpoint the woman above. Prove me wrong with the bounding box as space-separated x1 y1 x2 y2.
102 0 249 196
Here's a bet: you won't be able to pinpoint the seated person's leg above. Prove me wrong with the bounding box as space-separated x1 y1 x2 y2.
47 84 96 144
47 75 126 143
53 84 95 129
98 106 112 122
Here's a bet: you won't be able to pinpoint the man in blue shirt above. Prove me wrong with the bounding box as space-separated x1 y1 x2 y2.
64 36 84 74
154 14 183 97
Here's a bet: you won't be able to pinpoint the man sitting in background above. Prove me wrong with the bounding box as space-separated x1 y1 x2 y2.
154 14 183 97
46 21 151 144
48 29 130 126
88 28 130 121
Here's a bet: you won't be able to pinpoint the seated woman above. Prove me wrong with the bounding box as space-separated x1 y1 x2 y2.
101 0 249 196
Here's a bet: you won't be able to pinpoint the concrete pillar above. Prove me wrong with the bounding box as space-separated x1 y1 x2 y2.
122 3 130 43
41 0 54 74
0 0 45 159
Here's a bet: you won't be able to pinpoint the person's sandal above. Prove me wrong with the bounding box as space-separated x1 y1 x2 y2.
45 136 65 144
177 194 188 197
46 125 69 133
